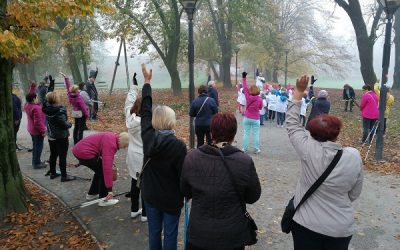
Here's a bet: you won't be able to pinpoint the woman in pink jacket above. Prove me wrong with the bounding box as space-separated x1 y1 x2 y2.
72 132 129 206
24 92 47 169
242 72 263 154
359 85 379 144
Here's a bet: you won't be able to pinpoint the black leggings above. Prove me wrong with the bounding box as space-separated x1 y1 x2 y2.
49 138 69 177
268 110 276 120
73 117 85 144
130 178 146 216
195 125 211 148
78 157 109 198
292 221 352 250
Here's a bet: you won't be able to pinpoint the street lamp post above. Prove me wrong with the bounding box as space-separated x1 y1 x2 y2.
234 47 240 86
375 0 400 161
284 49 289 88
181 0 198 149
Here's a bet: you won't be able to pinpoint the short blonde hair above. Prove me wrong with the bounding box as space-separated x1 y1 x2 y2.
152 106 176 130
71 85 80 94
46 92 59 104
118 132 129 148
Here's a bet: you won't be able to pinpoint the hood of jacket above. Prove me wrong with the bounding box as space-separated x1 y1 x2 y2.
42 103 63 116
198 144 242 157
69 93 80 106
149 131 179 158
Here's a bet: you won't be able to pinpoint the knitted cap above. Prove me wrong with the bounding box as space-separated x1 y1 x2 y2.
318 90 328 98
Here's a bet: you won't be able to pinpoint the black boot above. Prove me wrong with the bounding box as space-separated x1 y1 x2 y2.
50 173 61 179
61 175 76 182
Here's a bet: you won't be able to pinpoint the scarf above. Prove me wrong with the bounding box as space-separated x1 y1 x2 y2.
158 129 176 136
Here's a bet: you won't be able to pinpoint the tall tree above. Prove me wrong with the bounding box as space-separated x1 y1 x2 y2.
0 0 109 219
114 0 183 95
335 0 383 85
393 10 400 90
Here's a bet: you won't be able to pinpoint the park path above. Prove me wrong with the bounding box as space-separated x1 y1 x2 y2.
16 111 400 249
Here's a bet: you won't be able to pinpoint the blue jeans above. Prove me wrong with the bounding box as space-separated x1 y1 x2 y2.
277 112 285 126
243 117 260 151
31 135 44 165
260 114 265 125
145 202 181 250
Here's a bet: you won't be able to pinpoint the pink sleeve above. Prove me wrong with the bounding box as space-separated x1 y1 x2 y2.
101 135 117 189
79 97 89 118
33 107 46 134
29 82 36 95
243 78 250 99
359 95 367 111
65 78 71 94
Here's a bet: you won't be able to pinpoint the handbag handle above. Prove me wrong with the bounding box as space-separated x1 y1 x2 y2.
294 149 343 212
216 148 247 214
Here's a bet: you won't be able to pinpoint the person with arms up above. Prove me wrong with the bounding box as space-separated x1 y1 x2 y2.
285 75 363 250
140 64 187 250
124 72 147 221
189 85 218 147
86 68 99 120
72 132 129 206
181 112 261 250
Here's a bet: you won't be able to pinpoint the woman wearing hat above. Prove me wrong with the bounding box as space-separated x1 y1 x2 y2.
306 89 330 127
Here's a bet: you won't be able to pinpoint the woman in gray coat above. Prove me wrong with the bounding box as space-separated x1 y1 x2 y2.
287 75 363 250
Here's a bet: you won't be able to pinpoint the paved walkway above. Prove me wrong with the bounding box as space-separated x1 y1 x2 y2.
16 112 400 249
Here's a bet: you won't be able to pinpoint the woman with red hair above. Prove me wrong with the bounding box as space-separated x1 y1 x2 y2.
181 112 261 250
285 75 363 250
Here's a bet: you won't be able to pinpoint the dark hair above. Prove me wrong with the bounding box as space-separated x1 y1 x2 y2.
79 82 86 90
198 85 208 95
307 114 342 142
130 96 142 115
362 85 371 91
26 93 37 103
211 112 237 143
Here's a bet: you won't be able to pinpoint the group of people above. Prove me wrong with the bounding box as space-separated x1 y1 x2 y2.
12 64 378 250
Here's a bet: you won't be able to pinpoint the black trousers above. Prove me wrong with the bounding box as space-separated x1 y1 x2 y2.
344 99 354 111
49 138 69 177
292 221 352 250
73 117 85 144
268 110 275 121
78 157 108 198
187 242 244 250
130 178 146 216
195 125 211 148
14 121 20 148
362 118 377 143
384 118 387 134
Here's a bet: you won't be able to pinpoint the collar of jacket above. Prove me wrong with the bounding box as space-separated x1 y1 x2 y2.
198 144 242 156
320 140 342 150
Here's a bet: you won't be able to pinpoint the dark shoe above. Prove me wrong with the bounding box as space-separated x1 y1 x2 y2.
45 170 51 176
125 193 131 198
27 148 33 152
50 173 61 179
61 175 76 182
33 163 47 169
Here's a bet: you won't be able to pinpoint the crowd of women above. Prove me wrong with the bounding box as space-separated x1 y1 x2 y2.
16 64 376 250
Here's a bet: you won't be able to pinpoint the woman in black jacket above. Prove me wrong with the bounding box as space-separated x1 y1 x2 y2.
42 91 75 182
181 112 261 250
139 64 187 250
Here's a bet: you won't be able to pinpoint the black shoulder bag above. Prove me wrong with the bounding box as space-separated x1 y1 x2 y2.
281 150 343 234
216 148 258 246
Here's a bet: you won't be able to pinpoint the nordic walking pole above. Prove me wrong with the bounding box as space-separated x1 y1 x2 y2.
365 121 380 161
184 198 189 250
360 120 379 155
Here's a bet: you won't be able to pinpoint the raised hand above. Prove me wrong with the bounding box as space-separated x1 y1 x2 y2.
311 75 317 85
141 64 152 84
59 72 67 78
296 75 309 93
133 72 138 86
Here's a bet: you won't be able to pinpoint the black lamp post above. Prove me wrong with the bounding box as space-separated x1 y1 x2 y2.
234 47 240 86
284 49 289 88
375 0 400 161
181 0 198 149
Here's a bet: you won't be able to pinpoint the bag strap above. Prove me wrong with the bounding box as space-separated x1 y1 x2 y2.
216 148 247 213
196 97 209 117
295 149 343 212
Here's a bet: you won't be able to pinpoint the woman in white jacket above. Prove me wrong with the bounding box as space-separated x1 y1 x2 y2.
125 73 147 222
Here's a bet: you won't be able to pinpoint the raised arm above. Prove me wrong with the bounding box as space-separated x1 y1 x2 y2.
242 72 249 99
125 73 139 118
286 75 310 158
48 75 55 92
140 64 154 157
60 72 71 94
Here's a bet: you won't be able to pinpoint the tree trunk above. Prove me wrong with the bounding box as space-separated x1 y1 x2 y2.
27 63 37 82
265 68 272 81
81 44 89 81
16 64 29 94
393 10 400 90
0 57 30 219
272 69 279 83
209 61 220 82
66 44 83 83
221 54 232 88
166 65 182 96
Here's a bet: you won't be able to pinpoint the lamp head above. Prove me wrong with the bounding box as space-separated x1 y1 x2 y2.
285 49 290 54
378 0 400 16
180 0 199 19
234 46 240 54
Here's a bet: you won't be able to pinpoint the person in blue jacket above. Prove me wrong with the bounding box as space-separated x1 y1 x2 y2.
190 85 218 147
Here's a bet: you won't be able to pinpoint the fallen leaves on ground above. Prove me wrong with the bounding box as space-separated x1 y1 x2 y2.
0 179 98 250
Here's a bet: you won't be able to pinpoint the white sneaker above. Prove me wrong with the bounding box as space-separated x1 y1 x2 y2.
141 216 148 222
131 209 142 218
86 194 98 201
254 149 261 154
98 198 119 207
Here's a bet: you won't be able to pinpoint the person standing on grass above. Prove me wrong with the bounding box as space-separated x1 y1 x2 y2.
61 72 89 144
140 64 187 250
79 82 92 130
190 85 218 147
343 84 356 112
72 132 129 206
359 84 379 144
207 80 219 106
42 91 75 182
242 72 263 154
86 68 99 120
374 82 395 135
12 90 22 151
287 75 363 250
124 72 147 222
24 92 47 169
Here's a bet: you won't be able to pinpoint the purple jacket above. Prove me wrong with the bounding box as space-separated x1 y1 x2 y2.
24 103 46 135
64 78 89 118
360 91 379 119
243 78 263 120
